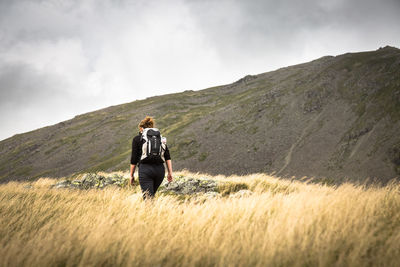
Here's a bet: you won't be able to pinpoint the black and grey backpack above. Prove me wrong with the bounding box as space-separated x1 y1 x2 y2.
140 128 166 164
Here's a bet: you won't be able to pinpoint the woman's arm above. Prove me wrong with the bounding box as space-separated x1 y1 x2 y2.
130 136 140 186
130 164 136 185
166 159 173 182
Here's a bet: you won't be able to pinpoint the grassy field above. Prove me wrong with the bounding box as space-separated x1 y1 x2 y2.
1 171 400 266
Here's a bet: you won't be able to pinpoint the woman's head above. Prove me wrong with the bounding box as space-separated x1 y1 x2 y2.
139 116 155 131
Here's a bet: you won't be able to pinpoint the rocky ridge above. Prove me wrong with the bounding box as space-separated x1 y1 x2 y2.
49 172 252 199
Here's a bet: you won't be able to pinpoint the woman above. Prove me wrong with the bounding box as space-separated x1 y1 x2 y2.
129 116 173 199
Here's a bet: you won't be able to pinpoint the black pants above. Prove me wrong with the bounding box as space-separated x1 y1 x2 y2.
138 163 165 199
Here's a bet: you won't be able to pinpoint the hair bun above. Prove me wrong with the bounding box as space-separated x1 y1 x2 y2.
139 116 155 129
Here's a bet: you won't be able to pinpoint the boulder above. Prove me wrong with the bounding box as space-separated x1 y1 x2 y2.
159 177 219 195
51 173 129 190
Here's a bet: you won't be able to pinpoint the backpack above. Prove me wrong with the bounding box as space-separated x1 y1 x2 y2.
140 128 166 164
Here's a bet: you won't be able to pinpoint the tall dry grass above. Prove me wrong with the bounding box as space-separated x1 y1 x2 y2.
1 171 399 266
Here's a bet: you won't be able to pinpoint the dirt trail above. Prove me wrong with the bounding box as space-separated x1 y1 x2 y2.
277 111 323 175
349 126 375 159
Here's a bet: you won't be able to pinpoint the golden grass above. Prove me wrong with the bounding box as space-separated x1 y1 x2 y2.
1 171 399 267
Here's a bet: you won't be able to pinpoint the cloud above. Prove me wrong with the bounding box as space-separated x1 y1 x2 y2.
186 0 400 68
0 0 226 140
0 0 399 140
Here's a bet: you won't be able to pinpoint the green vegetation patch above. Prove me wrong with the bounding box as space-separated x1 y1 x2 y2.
217 182 249 196
86 149 131 173
11 166 33 177
198 152 208 162
169 136 199 160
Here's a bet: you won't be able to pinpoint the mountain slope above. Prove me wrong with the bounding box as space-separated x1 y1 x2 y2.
1 46 400 183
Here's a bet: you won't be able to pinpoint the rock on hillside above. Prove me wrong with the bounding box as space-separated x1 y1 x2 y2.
0 46 399 183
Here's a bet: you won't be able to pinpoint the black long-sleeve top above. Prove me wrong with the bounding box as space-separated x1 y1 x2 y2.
130 133 171 165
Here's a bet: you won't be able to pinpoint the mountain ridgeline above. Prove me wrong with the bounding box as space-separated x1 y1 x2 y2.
1 46 399 183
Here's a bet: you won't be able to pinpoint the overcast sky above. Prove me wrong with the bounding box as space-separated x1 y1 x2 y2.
0 0 399 141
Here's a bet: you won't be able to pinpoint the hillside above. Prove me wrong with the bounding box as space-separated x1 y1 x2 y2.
0 46 399 183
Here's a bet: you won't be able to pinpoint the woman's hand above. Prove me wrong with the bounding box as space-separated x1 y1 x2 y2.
166 160 173 182
130 164 136 186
